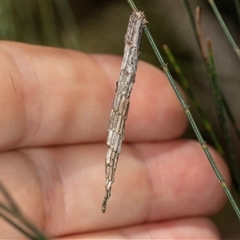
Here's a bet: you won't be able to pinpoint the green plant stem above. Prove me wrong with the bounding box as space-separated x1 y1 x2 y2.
127 0 240 221
163 44 224 156
195 2 240 154
0 182 20 215
0 182 49 239
182 0 200 49
208 0 240 60
185 0 240 201
188 3 240 159
207 39 240 192
0 203 44 239
0 211 35 239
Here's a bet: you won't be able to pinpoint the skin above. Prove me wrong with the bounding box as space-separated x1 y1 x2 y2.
0 41 230 239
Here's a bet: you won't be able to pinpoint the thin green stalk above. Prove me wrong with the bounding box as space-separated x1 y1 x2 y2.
19 214 48 240
0 182 20 215
208 0 240 60
0 211 35 239
207 39 240 191
163 44 224 156
182 0 201 49
188 3 240 158
0 182 49 239
0 203 48 239
192 4 240 159
186 0 240 201
233 0 240 23
127 0 240 221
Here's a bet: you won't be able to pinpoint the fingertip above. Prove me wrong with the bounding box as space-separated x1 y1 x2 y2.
135 139 231 219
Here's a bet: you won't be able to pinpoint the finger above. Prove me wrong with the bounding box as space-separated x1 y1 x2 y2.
92 54 187 142
60 218 220 239
0 140 229 237
0 41 187 150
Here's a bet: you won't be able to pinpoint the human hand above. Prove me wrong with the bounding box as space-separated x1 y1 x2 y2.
0 41 229 239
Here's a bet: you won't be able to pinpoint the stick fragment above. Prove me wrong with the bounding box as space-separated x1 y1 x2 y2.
102 11 147 213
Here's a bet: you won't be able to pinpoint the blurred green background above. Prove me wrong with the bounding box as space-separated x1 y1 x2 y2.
0 0 240 239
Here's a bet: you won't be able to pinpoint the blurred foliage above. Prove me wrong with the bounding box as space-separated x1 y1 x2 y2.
0 0 240 239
